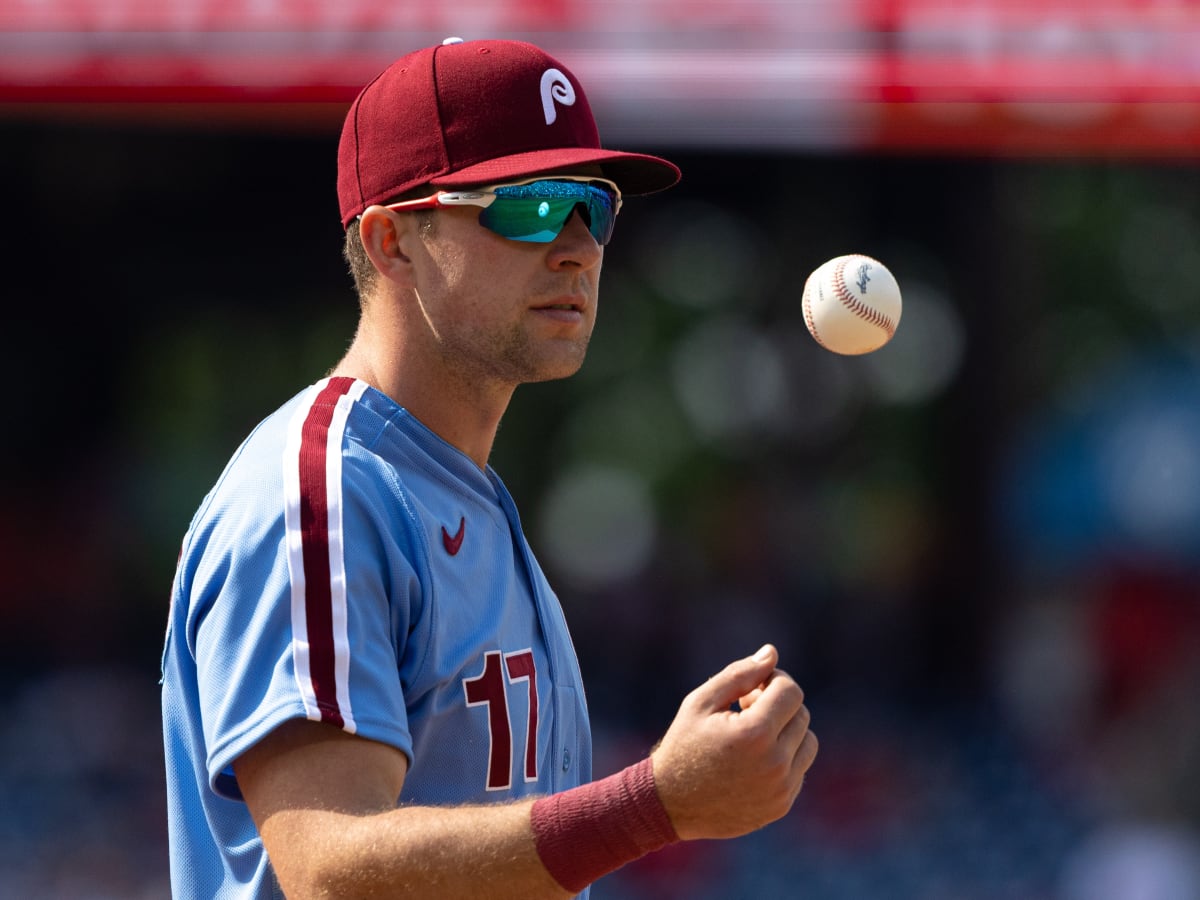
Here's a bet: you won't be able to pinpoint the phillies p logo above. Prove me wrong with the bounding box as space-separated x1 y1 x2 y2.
540 68 576 125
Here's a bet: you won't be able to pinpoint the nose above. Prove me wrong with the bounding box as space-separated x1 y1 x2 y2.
547 208 603 270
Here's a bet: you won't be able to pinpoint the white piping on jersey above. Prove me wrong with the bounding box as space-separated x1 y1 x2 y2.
283 376 370 734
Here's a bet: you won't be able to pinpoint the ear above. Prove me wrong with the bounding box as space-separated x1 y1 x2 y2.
359 206 418 288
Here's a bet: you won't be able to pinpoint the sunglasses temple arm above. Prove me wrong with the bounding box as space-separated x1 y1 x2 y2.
427 192 497 210
383 192 495 213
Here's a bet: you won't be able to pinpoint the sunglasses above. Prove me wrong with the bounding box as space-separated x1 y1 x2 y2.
382 176 622 246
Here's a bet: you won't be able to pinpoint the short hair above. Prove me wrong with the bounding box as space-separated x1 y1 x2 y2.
342 186 438 305
342 223 376 301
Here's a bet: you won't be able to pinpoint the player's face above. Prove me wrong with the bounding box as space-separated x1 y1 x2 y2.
410 197 604 388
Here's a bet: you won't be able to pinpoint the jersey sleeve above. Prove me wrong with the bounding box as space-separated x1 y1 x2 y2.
184 382 426 800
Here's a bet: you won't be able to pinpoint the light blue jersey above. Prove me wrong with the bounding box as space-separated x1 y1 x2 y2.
162 376 592 898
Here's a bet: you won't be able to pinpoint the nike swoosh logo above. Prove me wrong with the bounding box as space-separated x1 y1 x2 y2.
442 517 465 555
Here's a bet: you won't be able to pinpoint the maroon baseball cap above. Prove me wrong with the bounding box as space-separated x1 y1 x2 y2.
337 37 681 227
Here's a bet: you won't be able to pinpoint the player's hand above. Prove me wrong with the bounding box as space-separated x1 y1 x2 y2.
650 644 817 841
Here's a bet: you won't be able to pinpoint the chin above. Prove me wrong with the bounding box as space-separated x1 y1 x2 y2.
526 351 588 384
527 362 585 384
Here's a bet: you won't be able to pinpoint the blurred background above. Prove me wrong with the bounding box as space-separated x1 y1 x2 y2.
3 1 1200 898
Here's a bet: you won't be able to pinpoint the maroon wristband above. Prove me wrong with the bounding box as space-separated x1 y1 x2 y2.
530 757 680 893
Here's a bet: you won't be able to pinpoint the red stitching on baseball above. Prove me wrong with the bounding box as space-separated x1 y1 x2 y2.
833 257 896 337
803 279 825 347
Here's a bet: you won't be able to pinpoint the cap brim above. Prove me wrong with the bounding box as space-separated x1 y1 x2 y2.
429 147 680 196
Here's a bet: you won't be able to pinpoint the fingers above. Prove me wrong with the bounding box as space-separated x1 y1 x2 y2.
770 699 817 807
689 644 779 713
737 686 764 710
791 729 819 797
736 660 816 802
737 668 806 741
777 695 812 755
689 645 813 756
798 728 819 773
653 646 818 841
739 673 801 704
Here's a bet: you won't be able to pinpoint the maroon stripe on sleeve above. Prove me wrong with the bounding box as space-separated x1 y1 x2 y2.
296 376 356 728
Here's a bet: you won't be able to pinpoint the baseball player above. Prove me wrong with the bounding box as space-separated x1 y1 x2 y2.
161 37 817 898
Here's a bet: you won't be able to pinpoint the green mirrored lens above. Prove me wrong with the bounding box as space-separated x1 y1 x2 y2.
480 181 616 245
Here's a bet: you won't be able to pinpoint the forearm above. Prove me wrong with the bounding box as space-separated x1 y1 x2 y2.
261 757 678 899
262 798 569 900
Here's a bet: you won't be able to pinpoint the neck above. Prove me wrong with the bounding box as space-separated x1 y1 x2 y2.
330 336 513 471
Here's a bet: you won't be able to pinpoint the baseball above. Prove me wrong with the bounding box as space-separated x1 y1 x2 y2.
802 254 902 355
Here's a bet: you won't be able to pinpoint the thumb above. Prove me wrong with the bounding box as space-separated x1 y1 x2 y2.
692 644 778 712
